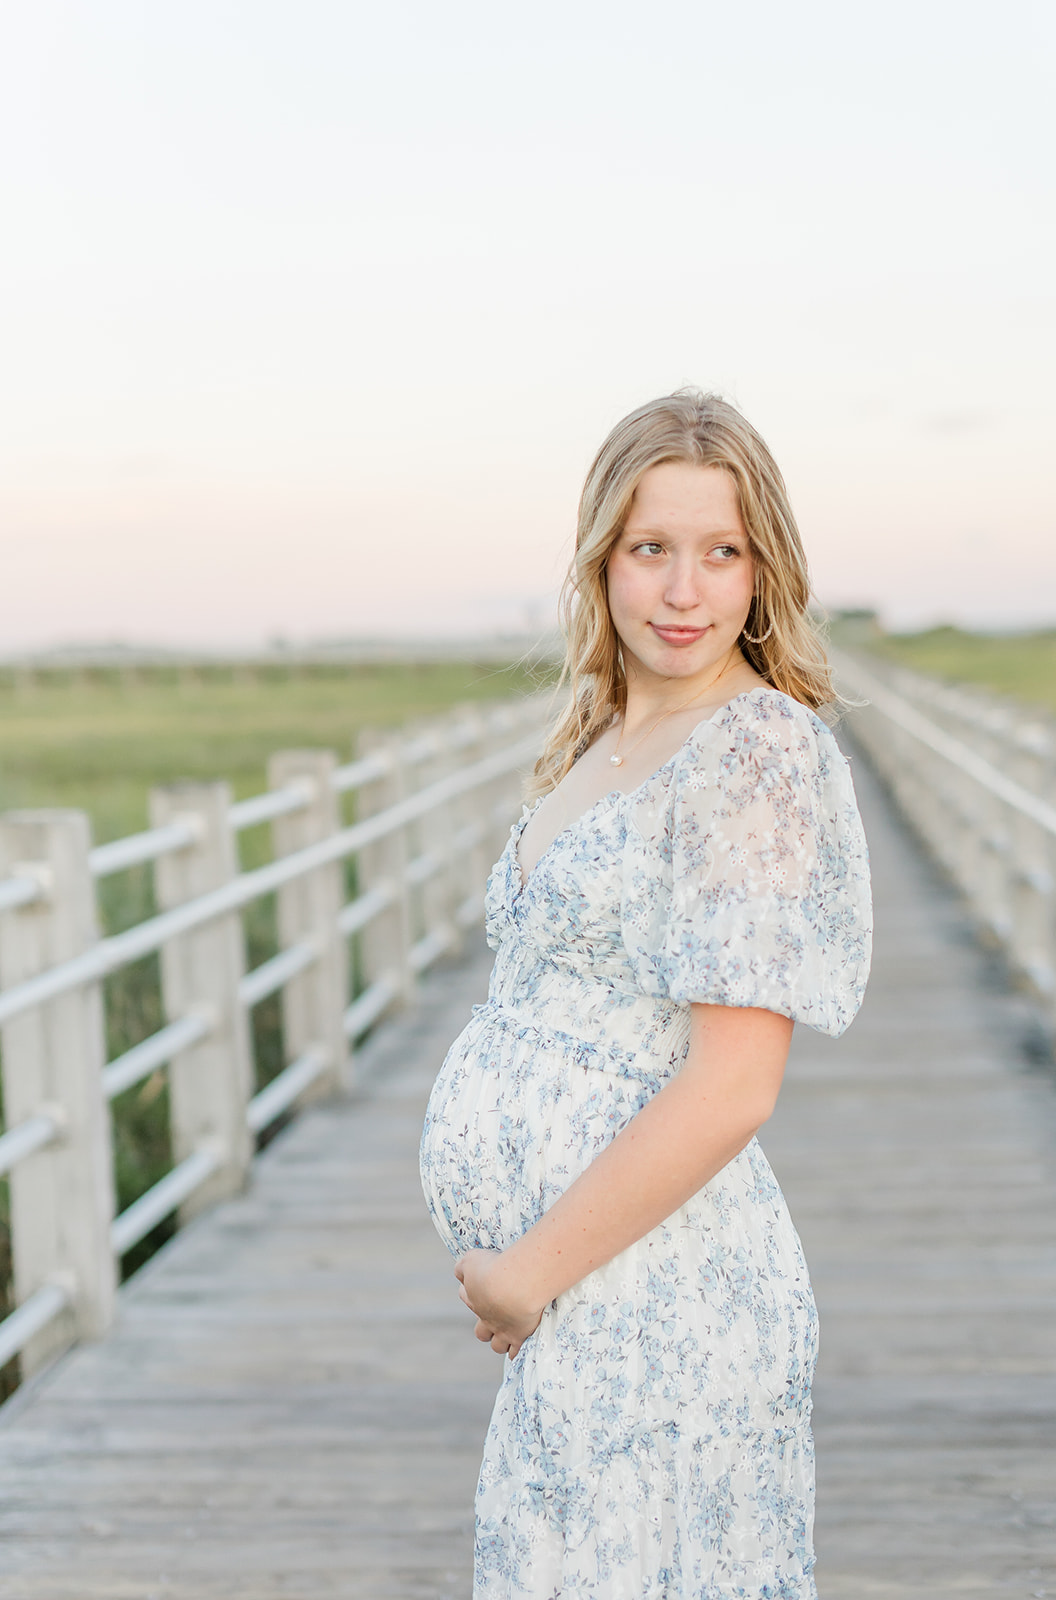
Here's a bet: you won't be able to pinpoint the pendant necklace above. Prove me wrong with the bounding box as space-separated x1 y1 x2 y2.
608 663 731 769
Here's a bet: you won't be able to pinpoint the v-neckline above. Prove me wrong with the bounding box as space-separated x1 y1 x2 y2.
511 789 617 904
512 685 779 899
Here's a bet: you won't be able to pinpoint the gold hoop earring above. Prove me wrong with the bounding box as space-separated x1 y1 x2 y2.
742 616 774 645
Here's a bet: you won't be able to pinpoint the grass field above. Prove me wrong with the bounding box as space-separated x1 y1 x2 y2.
0 657 546 1372
855 625 1056 715
0 658 545 845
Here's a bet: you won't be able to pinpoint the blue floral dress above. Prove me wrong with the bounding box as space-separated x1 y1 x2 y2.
420 687 872 1599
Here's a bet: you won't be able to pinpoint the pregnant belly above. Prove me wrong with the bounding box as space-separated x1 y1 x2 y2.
419 1004 656 1259
420 1007 819 1431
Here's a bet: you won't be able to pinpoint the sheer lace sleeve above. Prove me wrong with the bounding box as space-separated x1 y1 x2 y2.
621 690 872 1037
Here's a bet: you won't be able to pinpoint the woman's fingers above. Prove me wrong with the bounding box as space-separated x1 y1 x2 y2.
471 1317 516 1356
456 1252 536 1357
469 1315 530 1358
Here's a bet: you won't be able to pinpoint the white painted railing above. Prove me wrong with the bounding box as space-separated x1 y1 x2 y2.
837 649 1056 1023
0 696 547 1378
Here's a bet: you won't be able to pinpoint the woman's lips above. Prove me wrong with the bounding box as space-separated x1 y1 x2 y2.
649 624 710 646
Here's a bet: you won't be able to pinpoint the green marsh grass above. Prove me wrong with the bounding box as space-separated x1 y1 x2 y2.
863 625 1056 715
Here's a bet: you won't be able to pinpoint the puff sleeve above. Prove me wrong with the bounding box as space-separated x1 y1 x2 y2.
621 692 872 1036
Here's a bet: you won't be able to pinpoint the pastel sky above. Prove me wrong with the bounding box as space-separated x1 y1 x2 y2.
1 0 1053 649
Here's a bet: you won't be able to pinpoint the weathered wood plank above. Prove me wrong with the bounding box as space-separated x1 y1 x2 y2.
0 949 501 1598
764 742 1056 1598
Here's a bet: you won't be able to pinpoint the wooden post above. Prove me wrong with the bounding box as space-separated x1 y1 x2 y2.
472 703 508 897
150 781 253 1220
355 730 414 1027
416 714 461 962
267 750 350 1097
0 810 116 1374
1007 721 1055 1000
842 656 1056 1028
485 700 530 867
451 707 490 927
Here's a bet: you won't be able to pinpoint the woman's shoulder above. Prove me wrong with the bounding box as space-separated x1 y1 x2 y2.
621 682 872 1031
677 684 848 791
625 685 851 851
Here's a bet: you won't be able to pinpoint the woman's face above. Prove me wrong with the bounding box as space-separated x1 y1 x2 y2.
605 461 755 689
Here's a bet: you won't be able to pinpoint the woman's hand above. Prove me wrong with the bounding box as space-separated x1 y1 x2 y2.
455 1249 544 1358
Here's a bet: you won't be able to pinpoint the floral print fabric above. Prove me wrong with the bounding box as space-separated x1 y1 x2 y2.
420 688 872 1598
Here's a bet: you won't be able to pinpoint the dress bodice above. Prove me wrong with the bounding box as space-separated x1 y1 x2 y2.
480 687 871 1084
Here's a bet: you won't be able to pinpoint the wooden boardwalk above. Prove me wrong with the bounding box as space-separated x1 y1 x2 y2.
0 744 1054 1598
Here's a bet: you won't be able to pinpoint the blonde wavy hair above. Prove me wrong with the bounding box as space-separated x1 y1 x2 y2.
531 389 834 799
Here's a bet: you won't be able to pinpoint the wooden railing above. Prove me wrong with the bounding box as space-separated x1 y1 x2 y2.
0 696 547 1380
837 649 1056 1027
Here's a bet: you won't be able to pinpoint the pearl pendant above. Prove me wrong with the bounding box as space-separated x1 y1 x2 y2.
609 754 623 767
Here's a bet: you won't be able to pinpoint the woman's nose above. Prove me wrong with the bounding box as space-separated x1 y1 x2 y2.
663 561 701 610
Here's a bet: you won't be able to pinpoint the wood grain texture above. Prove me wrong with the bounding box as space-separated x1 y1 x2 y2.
0 734 1053 1598
0 809 115 1372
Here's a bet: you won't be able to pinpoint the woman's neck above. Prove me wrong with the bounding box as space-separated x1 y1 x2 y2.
620 650 760 733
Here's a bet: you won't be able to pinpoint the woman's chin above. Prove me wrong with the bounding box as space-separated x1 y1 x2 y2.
628 638 737 686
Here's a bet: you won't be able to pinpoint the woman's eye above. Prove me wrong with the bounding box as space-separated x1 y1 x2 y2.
632 541 664 556
712 544 741 560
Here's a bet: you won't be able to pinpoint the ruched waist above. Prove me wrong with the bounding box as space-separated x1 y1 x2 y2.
478 940 692 1085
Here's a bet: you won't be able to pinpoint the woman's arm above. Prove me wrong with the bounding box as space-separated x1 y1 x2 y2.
456 1001 793 1354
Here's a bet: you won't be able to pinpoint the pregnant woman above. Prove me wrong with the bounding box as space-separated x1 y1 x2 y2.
420 390 872 1598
